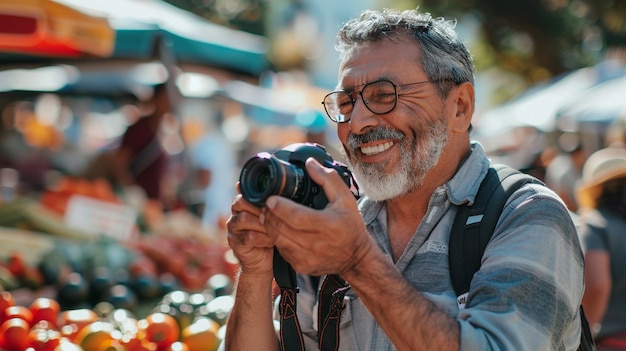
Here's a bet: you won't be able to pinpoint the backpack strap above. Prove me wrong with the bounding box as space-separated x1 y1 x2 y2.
449 164 541 298
448 165 596 350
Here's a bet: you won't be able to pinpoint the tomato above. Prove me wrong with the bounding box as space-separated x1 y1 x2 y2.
0 291 15 317
28 324 62 351
7 252 26 277
138 313 179 349
0 318 31 350
30 297 61 327
1 305 34 326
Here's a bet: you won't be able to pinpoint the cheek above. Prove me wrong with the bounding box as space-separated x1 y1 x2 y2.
337 124 350 143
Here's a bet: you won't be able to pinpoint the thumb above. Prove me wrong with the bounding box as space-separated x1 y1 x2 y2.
305 157 353 203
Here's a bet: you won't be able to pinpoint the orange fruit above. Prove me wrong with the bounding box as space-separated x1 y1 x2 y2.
74 321 118 351
138 313 179 350
180 318 220 351
58 308 99 341
98 339 126 351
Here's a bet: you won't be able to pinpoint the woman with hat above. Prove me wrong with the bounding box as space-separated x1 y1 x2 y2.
577 147 626 350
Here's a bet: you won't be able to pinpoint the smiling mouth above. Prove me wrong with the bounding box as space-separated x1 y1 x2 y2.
360 141 394 156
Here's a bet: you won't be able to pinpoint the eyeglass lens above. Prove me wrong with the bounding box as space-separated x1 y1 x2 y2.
323 80 398 122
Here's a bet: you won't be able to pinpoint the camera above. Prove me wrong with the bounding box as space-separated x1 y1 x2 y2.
239 143 355 209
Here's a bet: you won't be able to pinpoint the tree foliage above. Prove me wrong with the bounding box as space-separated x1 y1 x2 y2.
165 0 626 83
395 0 626 82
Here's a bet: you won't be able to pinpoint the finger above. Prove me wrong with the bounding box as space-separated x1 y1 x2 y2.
263 194 323 232
227 228 274 248
305 157 354 204
231 194 263 218
228 209 265 231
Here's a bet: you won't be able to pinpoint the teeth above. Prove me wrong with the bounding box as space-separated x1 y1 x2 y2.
361 141 394 155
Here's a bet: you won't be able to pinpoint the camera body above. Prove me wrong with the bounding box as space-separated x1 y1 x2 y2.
239 143 354 209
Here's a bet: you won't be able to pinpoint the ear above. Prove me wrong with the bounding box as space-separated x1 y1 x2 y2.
449 82 474 133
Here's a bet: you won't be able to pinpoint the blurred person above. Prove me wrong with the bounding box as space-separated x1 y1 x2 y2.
545 132 586 212
0 101 51 193
577 147 626 350
188 125 238 232
111 83 171 206
223 8 586 351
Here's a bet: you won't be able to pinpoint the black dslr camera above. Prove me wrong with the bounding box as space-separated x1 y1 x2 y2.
239 143 356 209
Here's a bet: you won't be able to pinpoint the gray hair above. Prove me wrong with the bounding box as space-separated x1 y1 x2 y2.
335 9 474 98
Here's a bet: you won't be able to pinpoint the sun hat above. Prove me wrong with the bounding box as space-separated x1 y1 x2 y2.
576 147 626 209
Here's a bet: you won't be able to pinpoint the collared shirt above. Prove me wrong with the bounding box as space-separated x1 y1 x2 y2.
291 142 585 350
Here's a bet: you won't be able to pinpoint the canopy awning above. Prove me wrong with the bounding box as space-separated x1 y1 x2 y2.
0 0 115 58
57 0 270 76
556 73 626 131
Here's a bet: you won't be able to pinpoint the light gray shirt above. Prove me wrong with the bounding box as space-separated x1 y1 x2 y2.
288 142 585 350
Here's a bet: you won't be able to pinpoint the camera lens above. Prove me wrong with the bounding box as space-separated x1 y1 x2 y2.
256 170 272 193
239 153 304 207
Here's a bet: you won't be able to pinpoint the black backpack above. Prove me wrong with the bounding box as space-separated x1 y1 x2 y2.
449 164 596 351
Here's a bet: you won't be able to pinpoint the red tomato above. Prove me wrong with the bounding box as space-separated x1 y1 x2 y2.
0 291 16 323
0 290 15 308
30 297 61 327
28 325 62 351
138 313 179 349
0 318 31 350
1 305 34 326
7 252 26 277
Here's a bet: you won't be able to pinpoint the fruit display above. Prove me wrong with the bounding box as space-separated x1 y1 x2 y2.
0 289 230 351
0 172 241 351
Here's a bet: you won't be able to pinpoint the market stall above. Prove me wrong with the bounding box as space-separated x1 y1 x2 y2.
0 2 271 349
0 0 115 58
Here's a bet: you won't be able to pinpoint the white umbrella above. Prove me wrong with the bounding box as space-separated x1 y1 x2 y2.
556 73 626 132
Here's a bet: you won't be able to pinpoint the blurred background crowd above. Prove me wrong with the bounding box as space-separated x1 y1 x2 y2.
0 0 625 232
0 0 625 347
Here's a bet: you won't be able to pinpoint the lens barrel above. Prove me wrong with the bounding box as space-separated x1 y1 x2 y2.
239 153 304 207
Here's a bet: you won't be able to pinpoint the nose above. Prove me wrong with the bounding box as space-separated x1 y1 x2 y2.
348 95 380 134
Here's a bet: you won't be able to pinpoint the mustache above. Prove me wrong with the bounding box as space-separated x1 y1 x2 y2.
346 127 405 150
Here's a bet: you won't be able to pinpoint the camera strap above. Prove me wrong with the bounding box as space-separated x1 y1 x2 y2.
317 274 350 351
275 248 351 351
274 249 306 351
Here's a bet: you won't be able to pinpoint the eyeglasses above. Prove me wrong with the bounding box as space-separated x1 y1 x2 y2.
321 79 435 123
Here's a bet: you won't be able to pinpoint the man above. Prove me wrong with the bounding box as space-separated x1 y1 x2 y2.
225 8 584 350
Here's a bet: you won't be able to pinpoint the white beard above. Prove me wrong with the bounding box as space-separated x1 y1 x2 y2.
345 120 448 201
